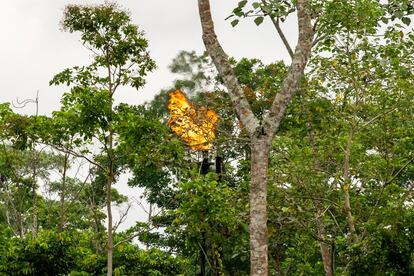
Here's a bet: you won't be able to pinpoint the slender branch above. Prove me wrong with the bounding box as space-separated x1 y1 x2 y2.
286 195 341 208
43 142 106 172
114 232 142 248
271 17 294 59
386 155 414 185
360 107 398 129
359 158 414 242
198 0 260 137
260 0 294 59
113 224 157 248
65 170 91 212
198 241 213 268
312 34 327 47
113 203 132 233
264 0 315 135
327 208 345 236
290 217 330 244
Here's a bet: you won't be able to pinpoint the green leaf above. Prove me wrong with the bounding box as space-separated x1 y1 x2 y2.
254 16 264 26
252 2 260 9
231 19 240 27
401 17 411 25
238 0 248 8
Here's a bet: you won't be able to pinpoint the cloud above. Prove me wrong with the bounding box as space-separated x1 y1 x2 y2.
0 0 296 115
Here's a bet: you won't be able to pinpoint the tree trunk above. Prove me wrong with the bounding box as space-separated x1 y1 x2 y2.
90 193 104 255
106 122 114 275
314 201 332 276
343 130 356 241
106 65 115 276
31 151 38 238
106 71 117 275
197 1 315 274
106 135 114 276
200 154 209 276
211 243 222 276
59 153 69 232
6 189 24 237
106 170 114 276
307 122 333 276
146 203 153 250
250 136 271 276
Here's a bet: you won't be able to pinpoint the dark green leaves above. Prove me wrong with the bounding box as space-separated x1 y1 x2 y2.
401 16 411 26
231 19 239 27
53 3 155 91
254 16 264 26
227 0 295 27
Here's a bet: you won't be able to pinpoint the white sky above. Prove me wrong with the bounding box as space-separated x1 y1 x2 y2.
0 0 296 114
0 0 297 230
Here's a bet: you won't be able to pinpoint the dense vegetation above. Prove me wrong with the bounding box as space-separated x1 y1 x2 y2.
1 1 414 275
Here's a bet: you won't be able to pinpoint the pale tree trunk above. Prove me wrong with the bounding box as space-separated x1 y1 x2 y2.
106 75 115 276
59 153 69 232
198 0 315 274
343 130 356 241
90 192 104 255
17 209 24 237
31 151 38 238
5 188 24 237
314 201 332 276
146 203 153 249
106 131 114 275
250 137 271 275
16 196 24 237
106 169 114 276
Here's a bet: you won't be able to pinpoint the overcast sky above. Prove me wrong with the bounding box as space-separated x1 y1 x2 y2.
0 0 297 114
0 0 297 229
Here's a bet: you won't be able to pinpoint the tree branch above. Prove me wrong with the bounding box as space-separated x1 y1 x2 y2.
198 0 260 137
113 203 132 233
113 224 157 248
44 142 106 172
260 0 294 59
272 17 294 59
264 0 315 135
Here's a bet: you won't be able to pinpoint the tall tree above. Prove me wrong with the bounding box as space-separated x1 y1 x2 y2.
197 0 315 274
49 3 155 275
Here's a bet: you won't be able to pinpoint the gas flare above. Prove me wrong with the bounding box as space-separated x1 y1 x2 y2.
167 90 219 151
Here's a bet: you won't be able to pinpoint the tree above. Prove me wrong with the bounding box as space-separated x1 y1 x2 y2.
0 105 59 238
49 3 155 275
2 1 414 275
197 0 315 274
264 5 414 273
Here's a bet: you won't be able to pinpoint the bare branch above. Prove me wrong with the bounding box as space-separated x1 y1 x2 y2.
259 0 294 59
113 203 132 233
198 0 260 137
264 0 315 134
272 17 294 59
113 224 157 248
65 169 91 212
43 142 106 172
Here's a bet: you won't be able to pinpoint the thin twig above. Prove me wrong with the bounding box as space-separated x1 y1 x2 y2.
260 0 294 59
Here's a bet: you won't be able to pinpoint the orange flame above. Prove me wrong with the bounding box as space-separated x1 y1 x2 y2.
167 90 219 151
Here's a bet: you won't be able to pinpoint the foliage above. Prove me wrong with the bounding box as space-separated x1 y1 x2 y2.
1 1 414 275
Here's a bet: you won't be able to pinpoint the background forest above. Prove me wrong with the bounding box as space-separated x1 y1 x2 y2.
1 1 414 275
